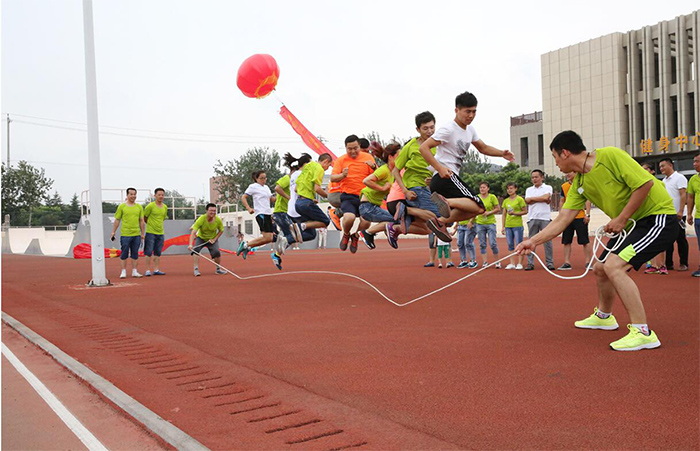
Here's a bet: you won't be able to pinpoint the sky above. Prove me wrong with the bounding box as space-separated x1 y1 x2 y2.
2 1 699 203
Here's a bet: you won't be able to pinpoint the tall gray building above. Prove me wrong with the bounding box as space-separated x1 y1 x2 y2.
512 10 700 176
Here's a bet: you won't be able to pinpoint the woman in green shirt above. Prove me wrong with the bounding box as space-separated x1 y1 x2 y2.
475 182 501 268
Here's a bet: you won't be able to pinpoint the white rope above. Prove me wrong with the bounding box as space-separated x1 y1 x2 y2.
190 220 635 307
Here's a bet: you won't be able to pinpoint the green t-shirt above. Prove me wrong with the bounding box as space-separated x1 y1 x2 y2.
394 138 437 189
475 193 499 225
114 203 144 237
192 214 224 241
274 175 290 213
688 174 700 217
458 220 470 226
144 202 168 235
502 195 527 228
360 165 394 206
562 147 676 223
296 161 324 200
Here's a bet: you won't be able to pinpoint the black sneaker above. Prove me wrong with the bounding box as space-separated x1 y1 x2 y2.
547 264 556 271
557 263 572 271
524 265 534 271
360 231 376 249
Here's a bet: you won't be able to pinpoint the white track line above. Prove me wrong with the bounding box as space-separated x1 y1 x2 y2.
2 343 109 451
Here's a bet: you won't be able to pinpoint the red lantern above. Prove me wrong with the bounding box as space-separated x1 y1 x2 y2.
236 54 280 99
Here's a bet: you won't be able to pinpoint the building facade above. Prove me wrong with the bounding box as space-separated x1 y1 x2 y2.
512 10 700 176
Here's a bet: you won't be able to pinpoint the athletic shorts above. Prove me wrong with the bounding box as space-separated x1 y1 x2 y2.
340 193 361 216
191 236 221 259
143 233 164 257
429 173 484 209
255 214 274 233
359 202 395 223
562 218 590 245
386 199 406 217
600 214 679 271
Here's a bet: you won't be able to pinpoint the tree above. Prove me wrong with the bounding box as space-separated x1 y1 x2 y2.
460 147 492 175
1 161 54 226
213 147 283 206
46 191 63 207
64 194 82 224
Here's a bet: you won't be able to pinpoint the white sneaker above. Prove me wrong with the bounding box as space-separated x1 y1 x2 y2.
119 270 126 279
495 262 502 269
145 270 152 277
275 233 288 255
482 261 488 267
516 264 524 270
132 270 143 278
505 264 516 270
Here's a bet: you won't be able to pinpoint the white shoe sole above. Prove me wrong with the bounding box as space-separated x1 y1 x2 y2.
575 323 619 330
610 340 661 351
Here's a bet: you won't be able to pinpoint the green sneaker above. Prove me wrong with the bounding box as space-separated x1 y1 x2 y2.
610 325 661 351
574 308 619 330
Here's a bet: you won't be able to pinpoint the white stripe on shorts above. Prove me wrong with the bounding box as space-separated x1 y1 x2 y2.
631 215 666 253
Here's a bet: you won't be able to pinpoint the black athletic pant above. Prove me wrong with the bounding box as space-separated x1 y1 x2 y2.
665 216 689 268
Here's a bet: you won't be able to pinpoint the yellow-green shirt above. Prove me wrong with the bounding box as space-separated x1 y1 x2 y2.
144 202 168 235
394 138 437 189
274 175 290 213
360 165 394 206
296 161 324 200
502 196 527 228
192 214 224 241
688 174 700 217
476 193 499 225
562 147 676 223
114 203 144 237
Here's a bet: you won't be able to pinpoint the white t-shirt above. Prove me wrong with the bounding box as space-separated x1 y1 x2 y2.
287 171 302 218
244 183 273 215
662 171 688 215
431 120 480 174
525 184 553 221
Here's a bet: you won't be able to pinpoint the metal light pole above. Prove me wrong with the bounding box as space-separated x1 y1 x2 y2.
83 0 109 286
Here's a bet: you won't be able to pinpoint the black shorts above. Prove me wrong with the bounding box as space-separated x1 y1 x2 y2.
429 173 484 209
386 199 406 217
255 214 274 233
340 193 361 216
600 214 680 271
562 218 590 245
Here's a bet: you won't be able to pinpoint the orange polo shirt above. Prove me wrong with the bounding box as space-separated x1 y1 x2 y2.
331 152 377 196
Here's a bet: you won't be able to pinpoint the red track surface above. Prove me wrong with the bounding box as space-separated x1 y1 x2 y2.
3 239 699 450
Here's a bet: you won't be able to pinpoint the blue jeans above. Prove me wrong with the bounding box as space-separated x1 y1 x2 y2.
457 225 477 262
406 186 440 217
476 223 499 256
143 233 164 257
273 212 292 238
120 235 141 260
505 226 524 251
359 202 395 223
695 219 700 253
295 198 330 226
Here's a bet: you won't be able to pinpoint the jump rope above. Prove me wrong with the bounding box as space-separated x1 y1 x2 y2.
190 220 636 308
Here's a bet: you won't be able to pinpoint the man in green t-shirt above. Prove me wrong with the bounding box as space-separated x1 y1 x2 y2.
110 187 145 279
143 187 168 276
687 154 700 277
188 203 225 277
517 130 678 351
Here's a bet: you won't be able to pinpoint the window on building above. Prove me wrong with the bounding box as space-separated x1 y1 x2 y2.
670 33 677 85
689 93 696 136
671 96 679 138
637 43 644 91
689 29 695 81
624 105 631 148
654 99 661 141
245 220 253 235
653 39 660 88
537 134 544 165
520 137 529 167
638 102 645 140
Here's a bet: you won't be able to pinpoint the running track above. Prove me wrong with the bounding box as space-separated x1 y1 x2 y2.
2 239 699 450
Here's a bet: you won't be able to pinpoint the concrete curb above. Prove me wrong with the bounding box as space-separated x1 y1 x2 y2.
1 312 210 451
